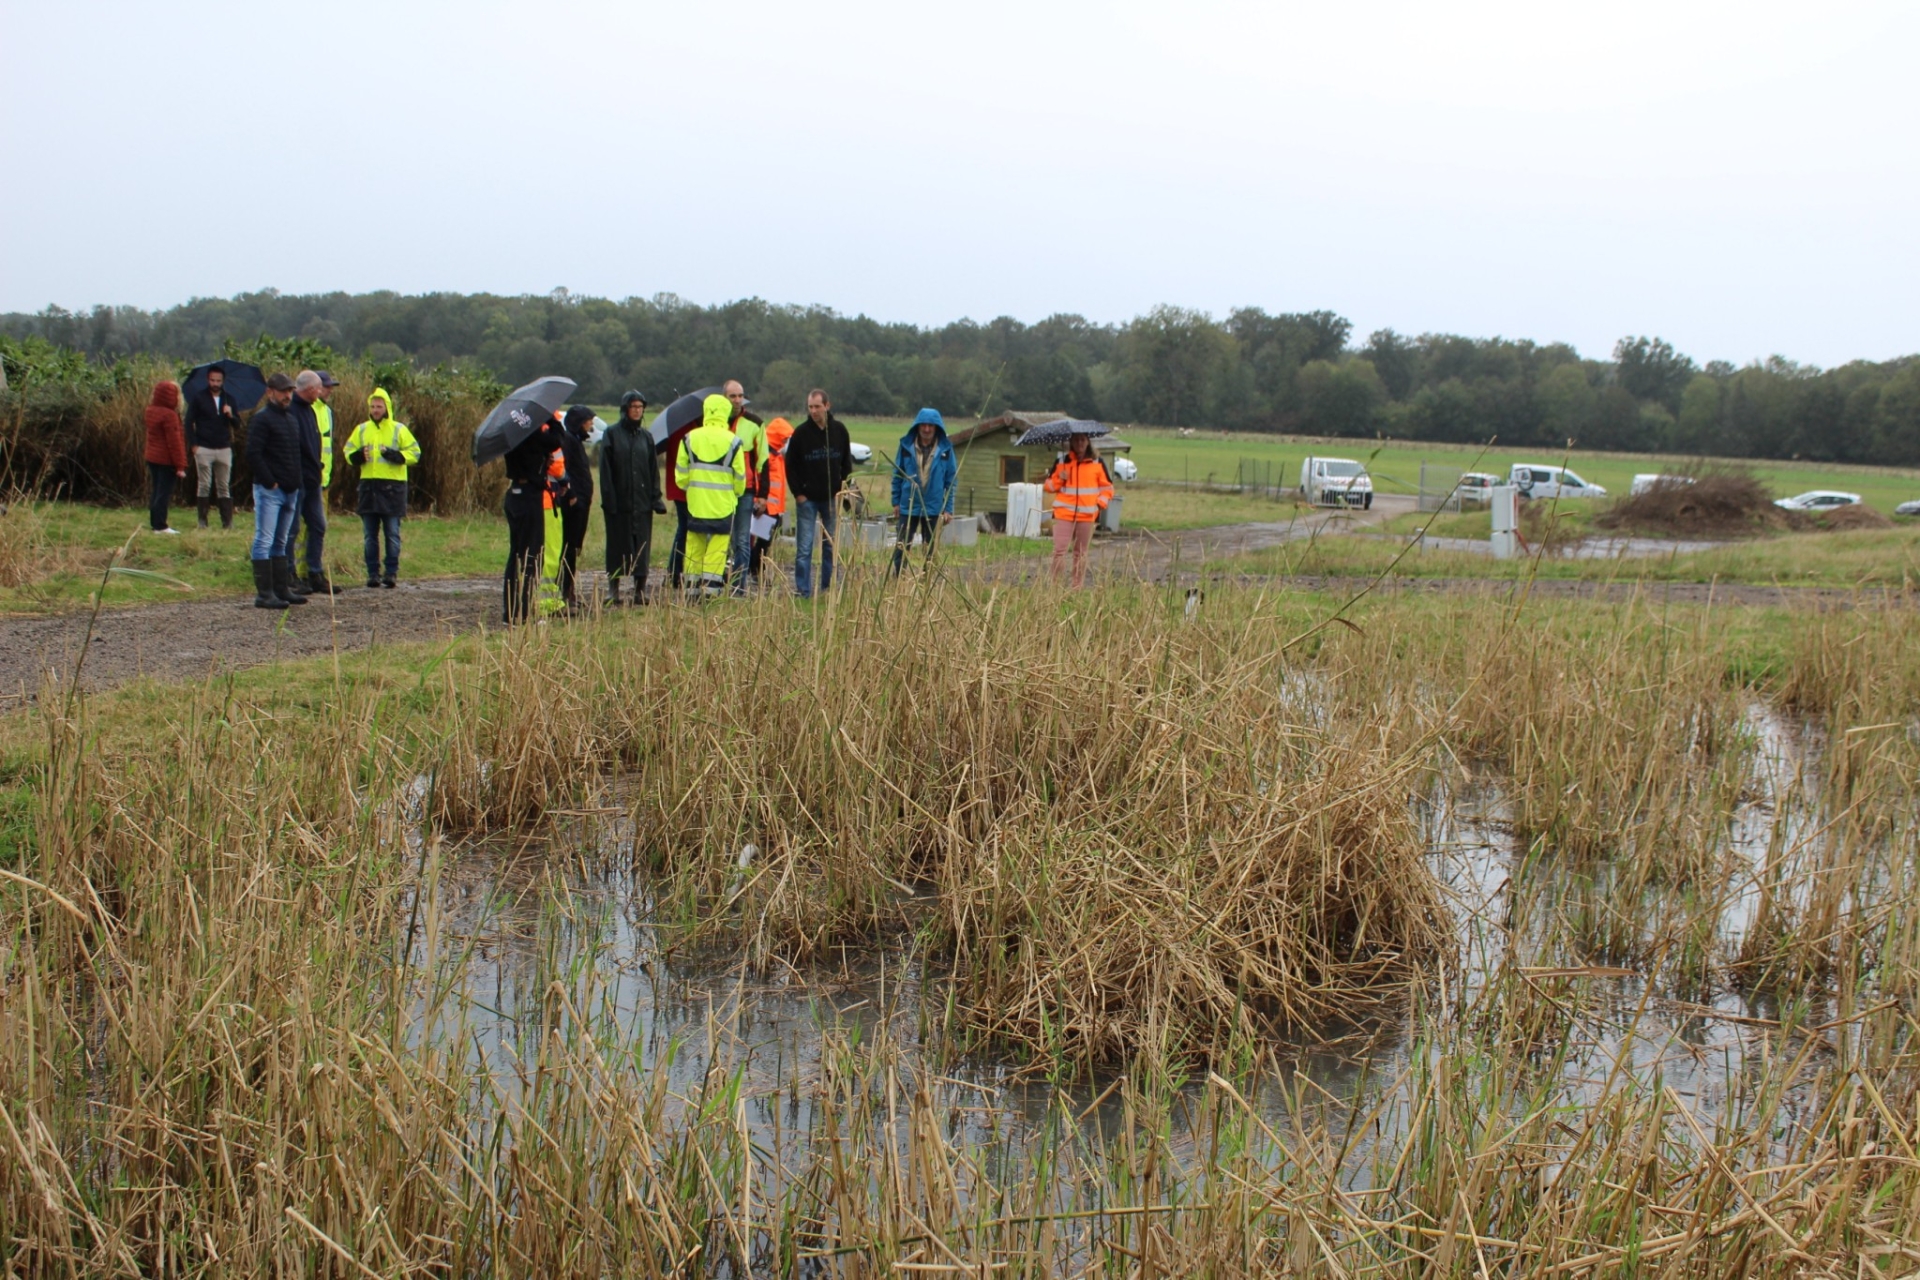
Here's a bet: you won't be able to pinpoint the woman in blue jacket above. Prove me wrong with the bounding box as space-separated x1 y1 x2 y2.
889 407 957 576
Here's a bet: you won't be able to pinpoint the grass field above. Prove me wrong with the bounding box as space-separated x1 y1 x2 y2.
6 579 1919 1273
838 417 1920 512
8 416 1920 613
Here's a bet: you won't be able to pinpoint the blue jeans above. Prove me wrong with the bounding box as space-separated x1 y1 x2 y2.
727 500 753 594
362 514 402 580
250 485 300 561
792 497 836 597
287 485 327 574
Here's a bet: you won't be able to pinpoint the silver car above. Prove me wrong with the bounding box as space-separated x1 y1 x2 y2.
1773 490 1861 511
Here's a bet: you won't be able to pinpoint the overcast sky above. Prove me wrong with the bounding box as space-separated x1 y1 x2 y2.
3 0 1914 366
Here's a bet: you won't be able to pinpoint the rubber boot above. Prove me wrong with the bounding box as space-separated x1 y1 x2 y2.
286 563 312 597
307 569 336 596
197 498 210 529
252 560 288 609
271 557 307 605
218 498 233 529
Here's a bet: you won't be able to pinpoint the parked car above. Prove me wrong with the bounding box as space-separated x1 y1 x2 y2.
1111 456 1138 481
1774 490 1861 511
1299 456 1374 508
849 441 873 464
1630 473 1694 495
1895 499 1920 517
1510 464 1606 499
1457 471 1500 506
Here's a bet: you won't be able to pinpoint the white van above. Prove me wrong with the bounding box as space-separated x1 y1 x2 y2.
1299 457 1374 509
1509 464 1606 499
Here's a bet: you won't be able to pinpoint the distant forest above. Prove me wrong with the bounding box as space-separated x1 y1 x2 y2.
7 289 1920 466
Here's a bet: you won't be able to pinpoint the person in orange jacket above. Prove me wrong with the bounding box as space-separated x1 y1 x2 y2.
750 416 793 580
1042 431 1112 588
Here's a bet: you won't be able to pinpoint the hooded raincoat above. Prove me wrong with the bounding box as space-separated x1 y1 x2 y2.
345 388 420 517
675 394 748 588
601 391 662 592
890 408 958 518
143 382 188 471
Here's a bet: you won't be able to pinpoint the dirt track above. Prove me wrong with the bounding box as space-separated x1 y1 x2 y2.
2 504 1907 708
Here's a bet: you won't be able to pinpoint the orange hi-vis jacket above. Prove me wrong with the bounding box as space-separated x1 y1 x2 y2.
542 439 566 511
763 417 793 516
1043 454 1113 522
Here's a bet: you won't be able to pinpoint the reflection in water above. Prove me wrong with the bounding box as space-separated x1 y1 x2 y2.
399 706 1850 1191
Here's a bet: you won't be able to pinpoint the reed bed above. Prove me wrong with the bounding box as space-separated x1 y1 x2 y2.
4 579 1919 1274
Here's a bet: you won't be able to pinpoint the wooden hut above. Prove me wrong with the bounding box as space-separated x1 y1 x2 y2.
946 411 1131 522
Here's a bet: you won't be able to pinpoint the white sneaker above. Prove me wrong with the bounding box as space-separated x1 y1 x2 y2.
156 527 180 535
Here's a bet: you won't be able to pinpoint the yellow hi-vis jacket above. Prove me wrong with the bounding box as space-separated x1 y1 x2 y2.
675 393 747 531
314 398 335 487
343 389 421 482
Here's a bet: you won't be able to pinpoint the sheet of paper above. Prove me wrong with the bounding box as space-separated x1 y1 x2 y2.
750 514 776 540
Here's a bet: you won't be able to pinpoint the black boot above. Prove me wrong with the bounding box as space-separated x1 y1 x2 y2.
218 498 234 529
307 569 336 596
271 557 307 605
197 498 210 529
253 560 288 609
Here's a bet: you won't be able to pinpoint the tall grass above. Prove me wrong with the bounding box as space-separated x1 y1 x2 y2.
5 580 1919 1273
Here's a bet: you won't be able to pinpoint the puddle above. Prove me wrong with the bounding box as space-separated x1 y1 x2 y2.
396 702 1861 1192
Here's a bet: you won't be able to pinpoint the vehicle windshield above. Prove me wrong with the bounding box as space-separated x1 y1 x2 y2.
1320 461 1365 477
1562 471 1587 487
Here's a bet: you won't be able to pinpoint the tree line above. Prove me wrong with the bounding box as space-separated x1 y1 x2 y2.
7 290 1920 466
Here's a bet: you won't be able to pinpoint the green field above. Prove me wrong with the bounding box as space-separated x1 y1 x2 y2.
11 418 1920 614
837 417 1920 513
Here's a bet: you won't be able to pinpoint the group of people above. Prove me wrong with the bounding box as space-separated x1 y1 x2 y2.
141 368 1113 619
143 367 421 609
496 381 877 622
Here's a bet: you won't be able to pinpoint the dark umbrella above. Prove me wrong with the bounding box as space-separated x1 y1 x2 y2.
471 376 578 465
647 386 725 445
180 359 267 411
1014 417 1112 448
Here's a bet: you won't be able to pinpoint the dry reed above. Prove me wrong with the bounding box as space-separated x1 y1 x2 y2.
4 581 1919 1274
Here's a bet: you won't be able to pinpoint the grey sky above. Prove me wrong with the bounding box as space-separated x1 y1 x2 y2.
3 0 1914 366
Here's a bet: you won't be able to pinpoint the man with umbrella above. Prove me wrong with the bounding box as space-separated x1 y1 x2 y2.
471 375 578 623
181 358 266 528
185 365 239 528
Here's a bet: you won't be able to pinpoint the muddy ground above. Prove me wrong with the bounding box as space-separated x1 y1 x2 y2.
3 506 1906 707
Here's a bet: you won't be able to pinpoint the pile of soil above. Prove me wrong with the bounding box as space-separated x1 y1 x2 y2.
1596 470 1788 538
1819 503 1894 531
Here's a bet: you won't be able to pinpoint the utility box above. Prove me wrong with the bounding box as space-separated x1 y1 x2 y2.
1099 496 1123 533
1005 483 1044 539
1490 485 1519 560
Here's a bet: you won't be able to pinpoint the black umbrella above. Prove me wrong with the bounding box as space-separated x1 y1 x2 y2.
180 359 266 411
1014 417 1111 447
647 386 725 445
471 376 577 465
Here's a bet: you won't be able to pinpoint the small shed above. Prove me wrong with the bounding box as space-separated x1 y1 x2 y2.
947 411 1131 519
